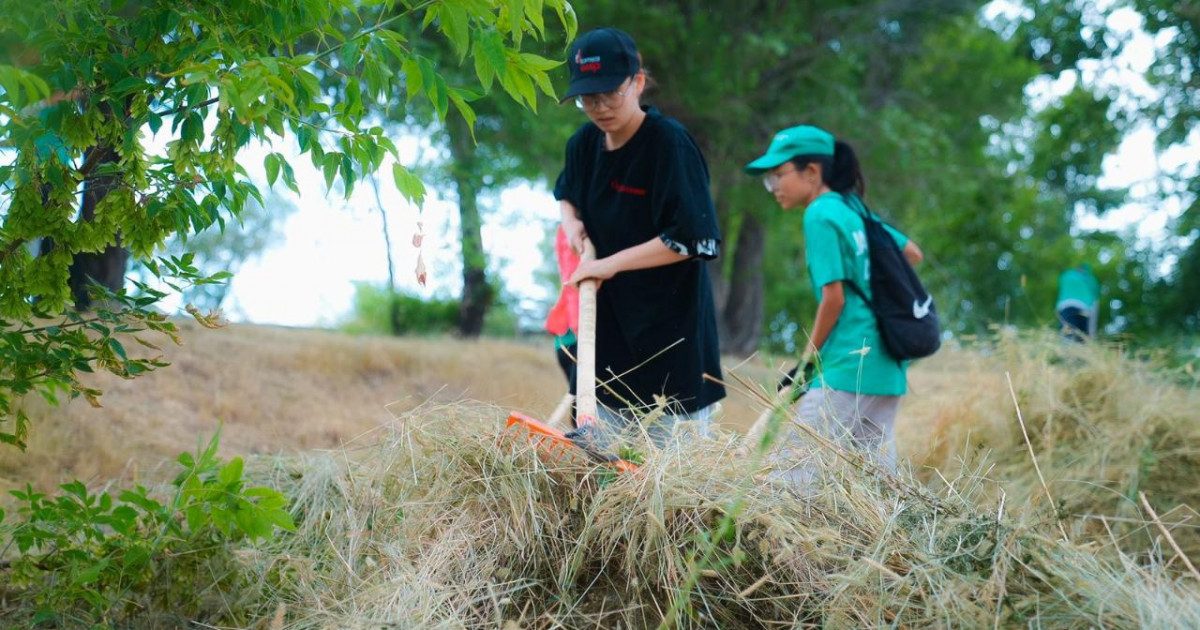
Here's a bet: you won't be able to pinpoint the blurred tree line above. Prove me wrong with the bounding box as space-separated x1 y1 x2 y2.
11 0 1195 352
431 0 1199 351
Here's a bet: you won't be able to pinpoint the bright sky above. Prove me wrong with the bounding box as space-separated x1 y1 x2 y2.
215 138 562 328
180 3 1196 328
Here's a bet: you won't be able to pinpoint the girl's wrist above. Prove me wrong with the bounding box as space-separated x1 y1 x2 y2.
599 256 620 278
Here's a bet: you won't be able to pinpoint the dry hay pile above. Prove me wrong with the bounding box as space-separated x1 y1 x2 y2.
913 333 1200 561
228 400 1200 629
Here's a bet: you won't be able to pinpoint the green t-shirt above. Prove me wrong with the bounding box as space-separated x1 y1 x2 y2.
554 328 577 349
804 192 909 396
1056 268 1100 313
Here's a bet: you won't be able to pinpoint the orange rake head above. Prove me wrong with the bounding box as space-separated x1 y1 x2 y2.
506 412 638 474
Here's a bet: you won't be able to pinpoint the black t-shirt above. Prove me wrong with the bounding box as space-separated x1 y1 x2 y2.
553 107 726 414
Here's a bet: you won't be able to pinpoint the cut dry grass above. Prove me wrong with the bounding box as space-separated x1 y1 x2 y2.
5 324 1200 628
911 331 1200 560
216 402 1200 629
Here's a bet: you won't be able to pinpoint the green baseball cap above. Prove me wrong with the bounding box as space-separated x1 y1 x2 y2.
745 125 835 174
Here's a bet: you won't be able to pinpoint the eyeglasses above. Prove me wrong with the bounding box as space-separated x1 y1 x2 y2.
762 165 797 192
575 78 635 111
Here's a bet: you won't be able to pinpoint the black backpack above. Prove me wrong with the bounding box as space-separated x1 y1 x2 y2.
844 198 941 361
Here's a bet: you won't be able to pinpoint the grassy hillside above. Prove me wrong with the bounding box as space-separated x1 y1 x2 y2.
1 322 965 497
2 323 582 497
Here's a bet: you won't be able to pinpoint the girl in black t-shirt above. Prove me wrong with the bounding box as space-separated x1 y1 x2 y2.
553 27 725 444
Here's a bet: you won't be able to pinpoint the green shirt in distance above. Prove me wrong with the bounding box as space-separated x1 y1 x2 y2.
1056 267 1100 314
804 192 909 397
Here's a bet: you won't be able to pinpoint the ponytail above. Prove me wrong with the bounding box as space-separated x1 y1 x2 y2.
787 138 867 198
827 140 865 197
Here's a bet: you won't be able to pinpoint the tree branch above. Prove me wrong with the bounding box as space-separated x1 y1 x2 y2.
0 238 28 266
155 96 219 118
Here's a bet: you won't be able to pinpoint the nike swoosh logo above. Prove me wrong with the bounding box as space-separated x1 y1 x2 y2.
913 295 933 319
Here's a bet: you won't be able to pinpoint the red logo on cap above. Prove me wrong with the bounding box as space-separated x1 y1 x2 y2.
575 49 602 73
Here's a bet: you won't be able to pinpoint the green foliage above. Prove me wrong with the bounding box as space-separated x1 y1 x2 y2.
341 282 459 336
469 0 1149 350
1132 0 1200 149
0 274 221 450
1012 0 1113 74
481 288 521 337
341 281 521 337
750 3 1148 347
1128 0 1200 331
0 0 575 447
0 429 294 626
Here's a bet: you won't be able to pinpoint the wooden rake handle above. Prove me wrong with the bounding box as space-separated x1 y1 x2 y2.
576 238 599 426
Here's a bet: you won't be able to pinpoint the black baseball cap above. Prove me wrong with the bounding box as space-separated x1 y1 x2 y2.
560 27 641 103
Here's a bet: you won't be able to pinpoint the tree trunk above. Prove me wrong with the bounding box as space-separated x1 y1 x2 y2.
719 211 766 356
707 169 766 357
370 176 402 336
69 144 128 311
446 114 492 337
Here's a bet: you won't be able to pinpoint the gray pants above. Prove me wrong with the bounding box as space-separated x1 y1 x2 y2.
773 387 900 485
596 403 716 447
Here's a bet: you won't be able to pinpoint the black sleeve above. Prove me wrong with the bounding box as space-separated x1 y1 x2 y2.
651 133 722 260
553 127 585 207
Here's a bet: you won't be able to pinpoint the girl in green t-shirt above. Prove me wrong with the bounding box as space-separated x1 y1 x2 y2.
745 125 924 477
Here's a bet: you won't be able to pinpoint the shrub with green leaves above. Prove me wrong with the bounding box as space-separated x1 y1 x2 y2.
0 429 294 627
340 280 522 336
341 281 460 335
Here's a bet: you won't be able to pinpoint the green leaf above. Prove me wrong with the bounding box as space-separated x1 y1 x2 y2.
268 508 297 532
73 559 109 585
110 76 147 95
501 70 537 111
551 0 578 41
147 112 163 135
449 90 477 140
375 29 409 64
218 457 244 486
474 29 508 90
184 504 205 532
526 0 546 36
233 506 267 539
402 57 424 104
392 163 426 207
504 0 526 43
518 52 560 72
281 160 299 193
438 5 471 60
181 112 204 143
322 155 340 190
265 153 281 187
525 65 556 100
341 153 355 199
108 338 127 360
430 73 450 120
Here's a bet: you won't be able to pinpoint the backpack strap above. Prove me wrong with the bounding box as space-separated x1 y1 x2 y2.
842 192 872 219
844 277 872 307
840 193 874 306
